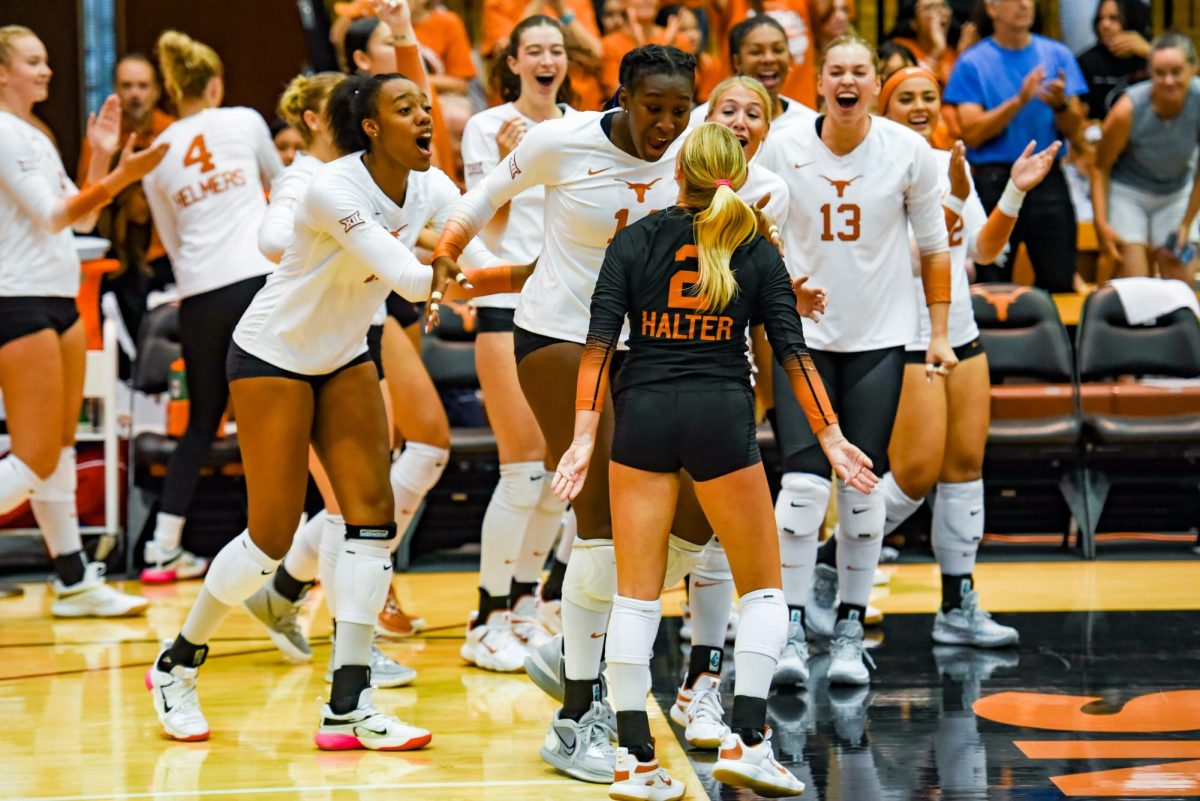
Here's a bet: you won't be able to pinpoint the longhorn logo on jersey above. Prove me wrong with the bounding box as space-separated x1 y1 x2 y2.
820 175 862 198
614 177 662 203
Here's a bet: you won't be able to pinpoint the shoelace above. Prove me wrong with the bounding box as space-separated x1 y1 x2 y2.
370 644 402 670
832 633 877 670
691 685 725 723
582 708 616 756
170 670 203 714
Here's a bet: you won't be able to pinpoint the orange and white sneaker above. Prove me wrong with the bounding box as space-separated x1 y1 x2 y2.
314 688 431 751
140 542 209 585
712 729 805 797
669 673 729 749
609 747 685 801
374 585 425 639
461 611 528 673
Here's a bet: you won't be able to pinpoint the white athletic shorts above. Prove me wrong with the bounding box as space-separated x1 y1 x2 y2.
1108 180 1198 248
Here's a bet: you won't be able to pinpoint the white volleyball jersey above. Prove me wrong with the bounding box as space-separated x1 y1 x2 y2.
462 102 575 310
908 148 985 351
740 161 790 229
759 115 948 352
235 156 494 374
468 110 685 343
259 151 322 263
143 107 283 298
0 112 81 297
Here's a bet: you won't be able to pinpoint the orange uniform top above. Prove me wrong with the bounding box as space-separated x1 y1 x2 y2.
413 9 477 80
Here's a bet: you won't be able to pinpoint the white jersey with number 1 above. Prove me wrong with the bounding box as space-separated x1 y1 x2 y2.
760 115 948 352
143 106 283 299
463 109 684 344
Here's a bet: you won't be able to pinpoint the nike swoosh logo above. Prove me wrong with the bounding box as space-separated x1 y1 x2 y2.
530 475 543 481
781 563 803 568
590 632 605 639
969 509 982 516
845 565 870 571
789 502 807 508
587 167 611 175
692 580 721 588
359 725 389 736
555 728 576 754
851 506 869 514
160 687 173 713
260 569 273 575
794 161 814 169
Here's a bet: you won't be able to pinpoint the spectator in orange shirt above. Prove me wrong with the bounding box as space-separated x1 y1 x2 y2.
656 4 726 100
888 0 958 85
601 0 682 95
816 0 853 50
601 0 626 34
482 0 605 109
76 54 176 359
410 0 476 96
708 0 818 108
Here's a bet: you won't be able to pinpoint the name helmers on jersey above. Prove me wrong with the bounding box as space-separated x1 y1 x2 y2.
171 168 247 210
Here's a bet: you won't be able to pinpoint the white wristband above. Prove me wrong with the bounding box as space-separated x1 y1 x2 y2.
997 179 1027 218
942 195 966 217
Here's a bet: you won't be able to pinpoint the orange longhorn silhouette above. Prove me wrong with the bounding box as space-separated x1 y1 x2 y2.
614 177 663 203
820 174 862 198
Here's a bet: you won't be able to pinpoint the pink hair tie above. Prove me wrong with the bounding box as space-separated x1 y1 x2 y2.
714 179 732 189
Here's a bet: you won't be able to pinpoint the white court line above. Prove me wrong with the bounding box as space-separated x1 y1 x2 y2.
6 778 576 801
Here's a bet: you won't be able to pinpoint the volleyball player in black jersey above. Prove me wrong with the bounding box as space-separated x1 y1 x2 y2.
553 123 876 800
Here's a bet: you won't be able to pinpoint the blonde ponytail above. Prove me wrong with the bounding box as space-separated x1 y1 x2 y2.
678 123 756 313
156 30 222 103
278 72 345 144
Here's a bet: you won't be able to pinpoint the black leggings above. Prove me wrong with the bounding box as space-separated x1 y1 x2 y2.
159 275 266 516
972 161 1076 293
771 346 905 476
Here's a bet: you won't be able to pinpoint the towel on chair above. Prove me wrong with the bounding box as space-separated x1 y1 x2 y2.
1109 277 1200 326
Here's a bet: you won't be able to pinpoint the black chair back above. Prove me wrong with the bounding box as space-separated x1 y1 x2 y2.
970 283 1073 383
1076 285 1200 382
132 304 181 395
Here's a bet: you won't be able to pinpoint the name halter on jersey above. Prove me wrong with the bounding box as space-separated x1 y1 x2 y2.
639 245 736 342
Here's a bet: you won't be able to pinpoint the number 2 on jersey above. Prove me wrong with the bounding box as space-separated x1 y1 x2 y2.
183 134 216 173
820 203 861 242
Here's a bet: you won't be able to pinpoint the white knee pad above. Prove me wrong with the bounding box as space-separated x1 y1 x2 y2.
776 472 831 540
605 594 662 666
836 481 885 545
734 588 788 660
0 454 44 515
203 530 280 607
881 472 925 536
933 480 984 575
495 460 546 511
562 538 616 613
31 447 76 502
663 534 705 590
391 442 449 501
333 539 395 626
694 538 732 581
317 513 345 617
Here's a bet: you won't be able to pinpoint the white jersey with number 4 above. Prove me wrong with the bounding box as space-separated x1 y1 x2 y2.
464 109 684 343
143 107 283 299
760 115 948 352
461 102 575 310
908 147 985 352
0 112 83 297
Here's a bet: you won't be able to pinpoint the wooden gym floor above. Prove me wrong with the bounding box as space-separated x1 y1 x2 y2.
2 560 1199 800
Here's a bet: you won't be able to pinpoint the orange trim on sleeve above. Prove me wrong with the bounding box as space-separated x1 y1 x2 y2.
432 217 473 263
575 337 615 412
782 351 837 434
442 263 531 299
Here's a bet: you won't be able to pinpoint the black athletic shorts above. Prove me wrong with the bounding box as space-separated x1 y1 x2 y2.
0 297 80 348
386 293 422 328
366 324 385 378
476 306 515 334
903 338 985 365
611 383 760 482
226 342 374 391
512 325 627 375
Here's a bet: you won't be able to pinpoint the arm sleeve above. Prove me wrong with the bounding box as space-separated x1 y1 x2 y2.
907 142 951 256
305 172 433 301
756 242 838 434
576 229 633 412
258 169 306 262
248 110 284 184
433 119 564 261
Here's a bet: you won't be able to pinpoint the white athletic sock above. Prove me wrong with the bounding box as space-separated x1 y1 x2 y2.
0 454 44 515
479 461 543 597
836 481 885 609
605 594 661 711
31 447 81 558
733 588 788 700
180 587 235 646
284 510 324 583
555 508 576 563
514 476 567 584
201 530 280 607
154 512 186 554
318 513 345 617
690 540 734 648
562 538 615 681
881 472 925 536
390 442 449 537
932 480 984 576
775 472 830 608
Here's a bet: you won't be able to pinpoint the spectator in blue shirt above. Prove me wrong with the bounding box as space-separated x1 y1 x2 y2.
944 0 1087 292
